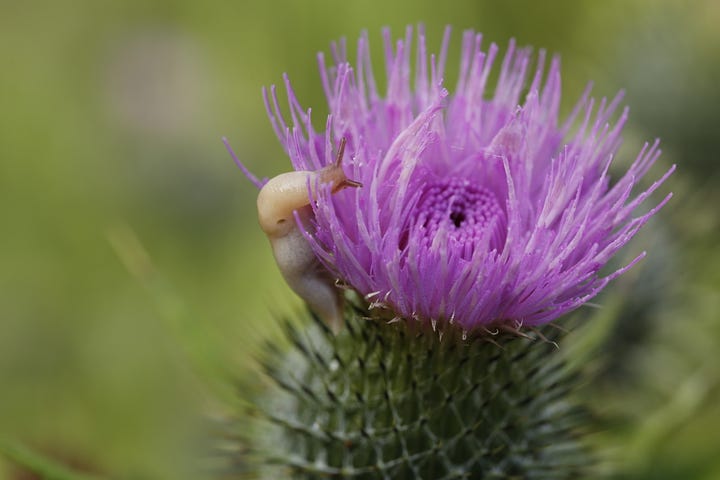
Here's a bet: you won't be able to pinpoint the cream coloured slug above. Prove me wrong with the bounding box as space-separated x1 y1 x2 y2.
257 138 361 332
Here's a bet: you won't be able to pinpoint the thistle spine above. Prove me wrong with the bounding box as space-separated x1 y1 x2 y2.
245 304 592 479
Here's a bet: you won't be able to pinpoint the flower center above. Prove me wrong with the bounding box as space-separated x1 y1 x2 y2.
406 178 507 258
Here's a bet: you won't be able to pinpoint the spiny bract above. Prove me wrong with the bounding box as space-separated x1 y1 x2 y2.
245 304 590 480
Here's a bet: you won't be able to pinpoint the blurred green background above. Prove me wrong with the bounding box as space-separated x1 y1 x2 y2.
1 0 718 478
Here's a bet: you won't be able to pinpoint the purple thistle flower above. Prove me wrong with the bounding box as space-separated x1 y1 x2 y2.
241 26 674 331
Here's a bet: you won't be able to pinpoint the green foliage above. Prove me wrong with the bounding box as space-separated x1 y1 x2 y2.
0 439 105 480
245 305 591 479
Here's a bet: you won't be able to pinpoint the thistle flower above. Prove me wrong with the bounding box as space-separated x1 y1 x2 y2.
242 26 674 332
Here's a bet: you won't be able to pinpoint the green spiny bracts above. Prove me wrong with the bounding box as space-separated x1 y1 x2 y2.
245 303 592 480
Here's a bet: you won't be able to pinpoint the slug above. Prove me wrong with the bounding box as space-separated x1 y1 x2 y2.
256 138 361 332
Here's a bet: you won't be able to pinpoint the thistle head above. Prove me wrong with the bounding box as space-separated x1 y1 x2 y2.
249 25 674 332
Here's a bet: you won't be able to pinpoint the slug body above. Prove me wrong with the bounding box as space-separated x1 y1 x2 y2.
257 139 360 332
